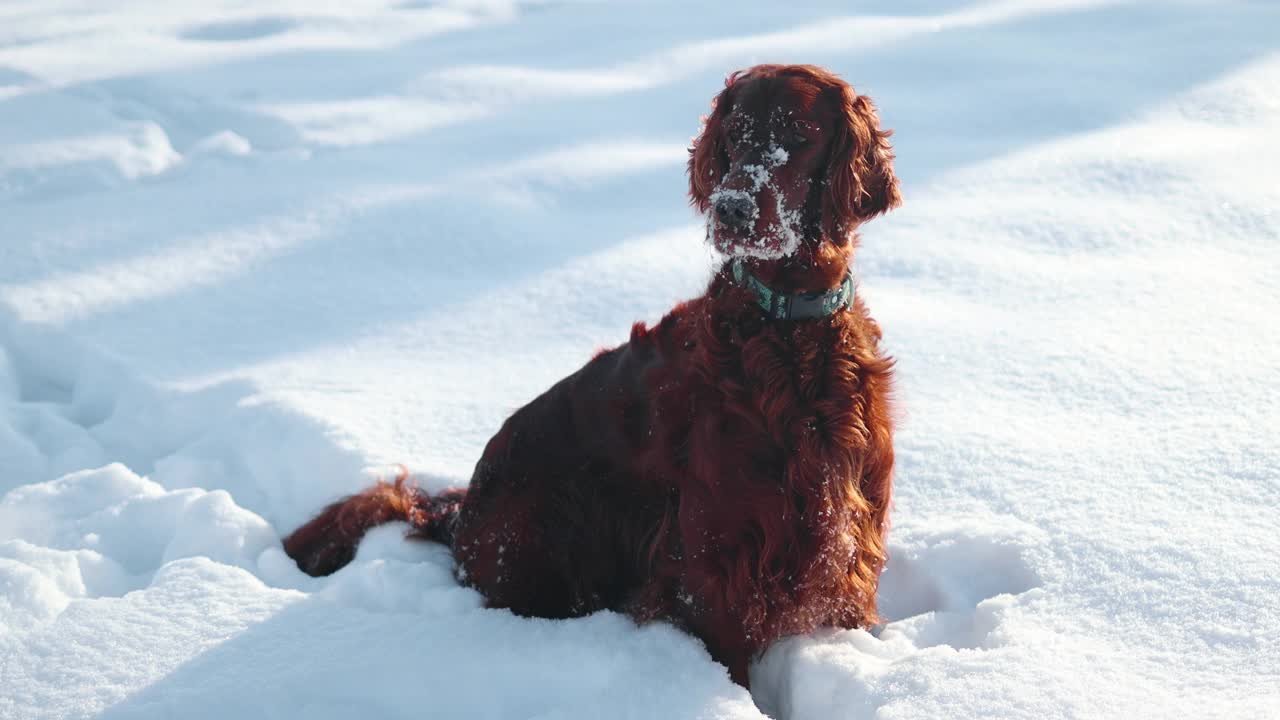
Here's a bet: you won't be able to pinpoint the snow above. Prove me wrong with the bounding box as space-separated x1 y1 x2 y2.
707 143 804 259
2 1 1278 718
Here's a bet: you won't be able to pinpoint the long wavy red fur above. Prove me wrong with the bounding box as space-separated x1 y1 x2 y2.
284 64 899 687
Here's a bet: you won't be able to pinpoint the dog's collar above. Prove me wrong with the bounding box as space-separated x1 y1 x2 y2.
729 258 855 320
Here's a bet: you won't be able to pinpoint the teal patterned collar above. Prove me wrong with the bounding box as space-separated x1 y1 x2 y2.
729 258 855 320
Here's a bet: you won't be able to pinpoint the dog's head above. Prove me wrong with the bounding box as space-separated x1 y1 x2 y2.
689 65 901 259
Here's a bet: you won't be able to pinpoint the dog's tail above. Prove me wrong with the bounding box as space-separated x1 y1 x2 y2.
283 470 466 577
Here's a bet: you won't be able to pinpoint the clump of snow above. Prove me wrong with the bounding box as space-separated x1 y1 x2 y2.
742 162 771 190
0 540 134 633
0 122 181 182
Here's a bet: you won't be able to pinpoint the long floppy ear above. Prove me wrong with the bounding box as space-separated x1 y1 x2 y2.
824 87 901 239
688 73 741 212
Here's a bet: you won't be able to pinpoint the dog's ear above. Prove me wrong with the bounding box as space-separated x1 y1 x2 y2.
688 73 741 213
824 87 901 239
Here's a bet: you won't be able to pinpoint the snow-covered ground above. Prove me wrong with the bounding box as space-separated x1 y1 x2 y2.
2 1 1278 717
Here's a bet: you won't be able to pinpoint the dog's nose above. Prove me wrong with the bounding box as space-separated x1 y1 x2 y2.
714 195 755 229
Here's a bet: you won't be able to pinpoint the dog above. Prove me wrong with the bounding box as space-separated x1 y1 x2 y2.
284 63 900 687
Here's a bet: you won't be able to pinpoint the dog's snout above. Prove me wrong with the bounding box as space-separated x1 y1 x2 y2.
714 195 755 229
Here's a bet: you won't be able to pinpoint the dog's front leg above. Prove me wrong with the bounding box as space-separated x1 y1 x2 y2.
672 566 763 688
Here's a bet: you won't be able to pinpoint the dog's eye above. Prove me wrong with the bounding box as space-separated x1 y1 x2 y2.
790 131 808 146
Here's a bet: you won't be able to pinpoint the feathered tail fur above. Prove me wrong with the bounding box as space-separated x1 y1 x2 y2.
283 470 466 576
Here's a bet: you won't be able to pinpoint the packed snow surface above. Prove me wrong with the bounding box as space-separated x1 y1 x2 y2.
2 1 1278 718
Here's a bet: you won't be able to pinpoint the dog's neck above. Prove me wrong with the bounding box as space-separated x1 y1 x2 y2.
722 238 856 320
730 238 852 294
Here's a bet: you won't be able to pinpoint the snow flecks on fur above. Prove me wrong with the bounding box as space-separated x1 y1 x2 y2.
704 141 805 260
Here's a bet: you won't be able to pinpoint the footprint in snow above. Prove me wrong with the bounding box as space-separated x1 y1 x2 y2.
749 515 1049 718
875 515 1047 650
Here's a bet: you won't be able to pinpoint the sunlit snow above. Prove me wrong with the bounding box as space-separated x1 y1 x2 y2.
2 1 1278 719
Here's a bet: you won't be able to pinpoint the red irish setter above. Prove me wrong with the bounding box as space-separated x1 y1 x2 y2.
284 64 900 686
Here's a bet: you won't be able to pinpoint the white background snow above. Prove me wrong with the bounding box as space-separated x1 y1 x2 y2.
2 1 1278 718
